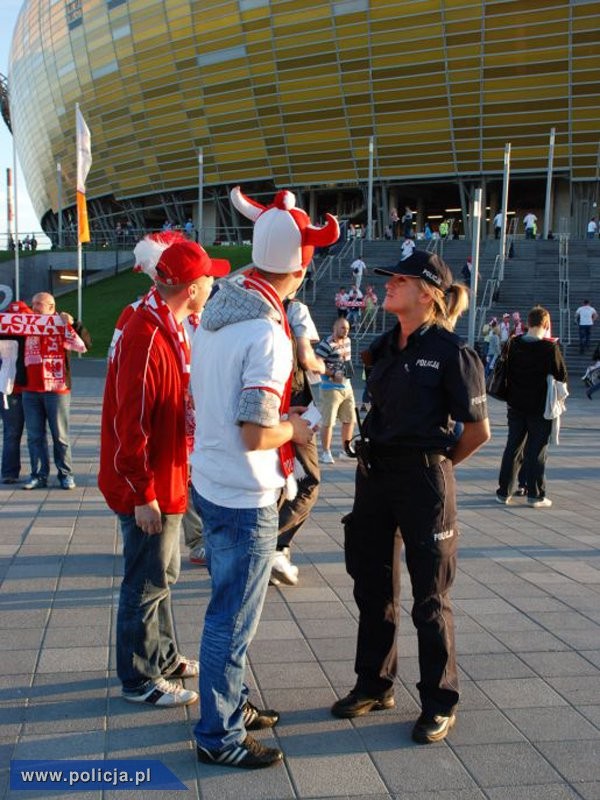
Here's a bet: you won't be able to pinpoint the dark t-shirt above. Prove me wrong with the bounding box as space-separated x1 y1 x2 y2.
365 323 487 451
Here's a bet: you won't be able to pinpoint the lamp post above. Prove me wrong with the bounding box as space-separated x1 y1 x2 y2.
499 143 511 281
467 187 482 348
367 136 374 240
543 128 556 240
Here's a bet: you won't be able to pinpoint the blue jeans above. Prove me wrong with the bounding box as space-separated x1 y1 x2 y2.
192 488 278 751
1 393 25 480
22 391 71 479
116 512 182 691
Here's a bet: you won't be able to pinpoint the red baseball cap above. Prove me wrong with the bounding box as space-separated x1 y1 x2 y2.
134 233 230 285
155 239 230 285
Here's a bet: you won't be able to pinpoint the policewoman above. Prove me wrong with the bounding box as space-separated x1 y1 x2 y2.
331 250 490 744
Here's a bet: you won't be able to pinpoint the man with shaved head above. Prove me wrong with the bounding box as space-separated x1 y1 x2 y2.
21 292 91 490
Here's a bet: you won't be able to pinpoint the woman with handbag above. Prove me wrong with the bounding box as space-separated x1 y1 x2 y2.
496 306 567 507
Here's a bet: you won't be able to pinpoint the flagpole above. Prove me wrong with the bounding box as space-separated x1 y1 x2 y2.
75 103 92 323
12 137 20 300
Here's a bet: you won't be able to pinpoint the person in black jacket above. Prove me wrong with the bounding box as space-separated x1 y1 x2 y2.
330 250 490 745
496 305 567 508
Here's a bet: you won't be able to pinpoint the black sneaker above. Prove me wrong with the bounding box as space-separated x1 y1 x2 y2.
196 734 283 769
331 689 395 719
242 700 280 730
411 712 456 744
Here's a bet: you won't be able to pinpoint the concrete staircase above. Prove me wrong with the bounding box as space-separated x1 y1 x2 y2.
302 238 600 383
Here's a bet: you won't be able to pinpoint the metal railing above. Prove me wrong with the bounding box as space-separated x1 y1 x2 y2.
474 216 519 337
351 306 390 362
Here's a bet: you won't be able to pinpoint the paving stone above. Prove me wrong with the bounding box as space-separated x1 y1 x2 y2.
452 742 563 787
485 785 581 799
518 650 600 677
252 661 329 690
504 707 600 742
460 654 536 680
535 741 600 782
287 752 387 797
1 372 599 799
372 747 475 792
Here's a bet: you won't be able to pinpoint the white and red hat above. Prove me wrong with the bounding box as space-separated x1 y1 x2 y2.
133 231 230 285
231 186 340 273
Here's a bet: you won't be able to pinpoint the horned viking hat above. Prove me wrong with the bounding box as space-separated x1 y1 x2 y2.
230 186 340 273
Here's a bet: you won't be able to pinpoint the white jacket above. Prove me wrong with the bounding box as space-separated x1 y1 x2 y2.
544 375 568 444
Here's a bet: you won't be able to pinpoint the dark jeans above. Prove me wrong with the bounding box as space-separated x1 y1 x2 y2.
117 512 182 691
1 393 25 480
277 438 320 549
578 325 592 353
344 457 459 716
22 391 72 479
498 407 552 499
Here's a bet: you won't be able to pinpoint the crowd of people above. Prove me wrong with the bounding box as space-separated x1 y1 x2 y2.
1 188 595 771
95 188 494 766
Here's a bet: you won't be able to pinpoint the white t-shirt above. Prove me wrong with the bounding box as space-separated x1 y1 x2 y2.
523 213 537 229
190 317 292 508
401 239 416 259
587 220 598 234
351 259 366 278
287 300 319 342
494 213 502 228
576 305 597 326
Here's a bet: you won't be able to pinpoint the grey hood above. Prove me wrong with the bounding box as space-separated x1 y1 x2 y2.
201 276 282 332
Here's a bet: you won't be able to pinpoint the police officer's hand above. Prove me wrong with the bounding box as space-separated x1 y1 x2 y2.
288 412 313 446
135 500 163 535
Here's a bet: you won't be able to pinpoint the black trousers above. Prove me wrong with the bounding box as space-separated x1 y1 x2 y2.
344 457 459 716
498 407 552 500
277 437 320 549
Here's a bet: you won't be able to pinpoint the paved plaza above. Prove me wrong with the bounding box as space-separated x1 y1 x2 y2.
0 360 599 800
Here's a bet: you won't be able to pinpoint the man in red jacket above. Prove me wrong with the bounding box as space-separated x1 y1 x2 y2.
99 233 229 708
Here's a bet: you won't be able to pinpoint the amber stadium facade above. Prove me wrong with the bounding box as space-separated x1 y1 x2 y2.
5 0 600 242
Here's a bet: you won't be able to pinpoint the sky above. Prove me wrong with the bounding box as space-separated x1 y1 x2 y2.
0 0 50 245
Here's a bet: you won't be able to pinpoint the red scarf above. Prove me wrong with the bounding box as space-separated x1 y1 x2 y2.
243 271 296 495
0 312 87 393
141 286 195 453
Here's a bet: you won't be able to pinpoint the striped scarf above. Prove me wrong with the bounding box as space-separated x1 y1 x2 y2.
141 285 195 452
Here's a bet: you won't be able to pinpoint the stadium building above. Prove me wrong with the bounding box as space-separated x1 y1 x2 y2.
4 0 600 243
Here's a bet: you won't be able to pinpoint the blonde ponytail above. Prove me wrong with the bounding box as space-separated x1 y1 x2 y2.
420 280 470 332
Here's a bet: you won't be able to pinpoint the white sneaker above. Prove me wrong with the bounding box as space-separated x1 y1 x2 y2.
164 656 199 679
122 677 198 707
271 550 299 586
320 450 335 464
528 497 552 508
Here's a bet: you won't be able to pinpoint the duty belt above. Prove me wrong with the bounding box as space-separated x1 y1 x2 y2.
370 445 448 468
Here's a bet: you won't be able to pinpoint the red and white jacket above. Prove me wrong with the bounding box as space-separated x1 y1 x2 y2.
98 306 188 515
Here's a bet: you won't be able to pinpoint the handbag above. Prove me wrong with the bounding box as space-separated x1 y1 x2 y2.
486 339 511 401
